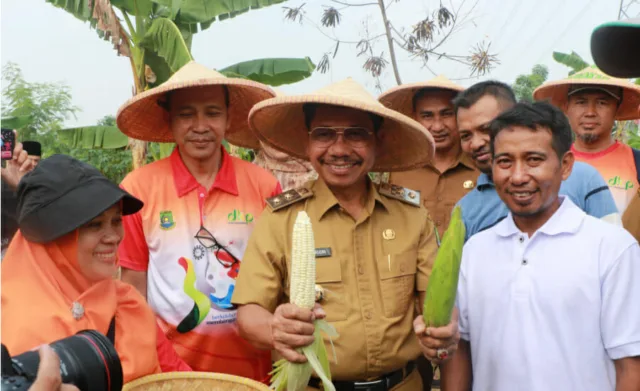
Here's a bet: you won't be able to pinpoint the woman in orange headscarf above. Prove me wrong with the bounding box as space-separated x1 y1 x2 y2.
1 154 190 384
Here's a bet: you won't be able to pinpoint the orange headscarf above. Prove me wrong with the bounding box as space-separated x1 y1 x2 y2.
1 231 161 383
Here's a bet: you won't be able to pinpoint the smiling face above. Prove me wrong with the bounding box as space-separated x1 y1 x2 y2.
76 204 124 282
169 86 230 162
566 90 617 146
457 95 504 174
413 90 459 153
492 126 573 221
305 105 377 190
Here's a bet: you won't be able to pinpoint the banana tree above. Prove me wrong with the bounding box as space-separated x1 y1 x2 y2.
553 51 589 76
45 0 292 169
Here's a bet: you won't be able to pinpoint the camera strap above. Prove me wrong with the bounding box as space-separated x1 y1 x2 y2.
107 316 116 344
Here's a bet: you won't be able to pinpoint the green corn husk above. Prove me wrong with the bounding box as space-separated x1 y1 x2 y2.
423 206 466 327
269 319 338 391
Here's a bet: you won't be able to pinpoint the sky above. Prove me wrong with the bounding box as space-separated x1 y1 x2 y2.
1 0 636 128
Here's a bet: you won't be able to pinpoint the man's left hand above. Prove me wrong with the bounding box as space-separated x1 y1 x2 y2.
413 308 460 364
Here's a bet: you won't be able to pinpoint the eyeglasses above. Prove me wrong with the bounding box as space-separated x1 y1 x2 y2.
309 126 374 147
194 226 241 270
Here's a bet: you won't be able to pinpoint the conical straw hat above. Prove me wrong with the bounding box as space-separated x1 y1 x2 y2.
378 75 465 118
248 78 435 172
116 61 276 149
533 65 640 120
122 372 271 391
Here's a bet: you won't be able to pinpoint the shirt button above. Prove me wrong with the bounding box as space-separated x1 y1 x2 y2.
522 259 528 265
436 220 442 226
437 196 443 201
399 264 406 273
519 236 525 243
358 265 364 275
365 311 372 320
199 193 205 198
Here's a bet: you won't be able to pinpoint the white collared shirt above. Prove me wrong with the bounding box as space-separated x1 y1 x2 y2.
457 197 640 391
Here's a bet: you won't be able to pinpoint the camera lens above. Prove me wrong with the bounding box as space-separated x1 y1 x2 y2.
9 330 123 391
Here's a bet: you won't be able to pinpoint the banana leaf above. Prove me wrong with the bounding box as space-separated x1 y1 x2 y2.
140 17 193 83
150 0 289 24
46 0 130 56
552 51 589 76
139 17 193 87
58 126 129 149
1 116 34 130
219 57 316 86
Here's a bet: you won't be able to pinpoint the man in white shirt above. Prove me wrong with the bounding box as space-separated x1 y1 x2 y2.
440 101 640 391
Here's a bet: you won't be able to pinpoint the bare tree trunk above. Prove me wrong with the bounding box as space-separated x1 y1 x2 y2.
127 55 148 170
377 0 402 85
129 138 148 169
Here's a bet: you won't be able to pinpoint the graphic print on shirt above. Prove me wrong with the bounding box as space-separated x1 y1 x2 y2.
177 257 210 333
177 235 243 332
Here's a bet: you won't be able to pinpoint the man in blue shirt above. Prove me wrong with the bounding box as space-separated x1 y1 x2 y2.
454 81 620 242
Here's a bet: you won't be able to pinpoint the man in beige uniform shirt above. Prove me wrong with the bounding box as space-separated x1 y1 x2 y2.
232 79 460 390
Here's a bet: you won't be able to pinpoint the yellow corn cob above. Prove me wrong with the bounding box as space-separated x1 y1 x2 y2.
290 211 316 310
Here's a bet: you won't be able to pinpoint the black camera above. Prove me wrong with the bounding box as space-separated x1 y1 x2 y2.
1 330 123 391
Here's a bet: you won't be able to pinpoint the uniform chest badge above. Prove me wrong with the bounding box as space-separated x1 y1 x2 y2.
463 180 475 189
382 229 396 240
160 210 176 230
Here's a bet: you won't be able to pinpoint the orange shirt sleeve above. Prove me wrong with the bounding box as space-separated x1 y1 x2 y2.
156 323 192 372
271 182 283 197
118 180 150 272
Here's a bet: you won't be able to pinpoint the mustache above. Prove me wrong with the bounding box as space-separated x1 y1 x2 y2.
471 147 490 159
320 157 362 165
186 135 216 142
505 188 539 195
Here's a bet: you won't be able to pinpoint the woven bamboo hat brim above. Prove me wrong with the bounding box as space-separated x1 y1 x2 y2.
116 61 275 149
378 75 465 118
248 78 435 172
122 372 271 391
533 66 640 121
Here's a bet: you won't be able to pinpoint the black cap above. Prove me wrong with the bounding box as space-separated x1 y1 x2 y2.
22 141 42 157
17 154 143 243
591 18 640 78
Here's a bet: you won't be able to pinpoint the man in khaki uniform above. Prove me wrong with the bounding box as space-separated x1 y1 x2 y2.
379 76 478 241
379 76 477 388
232 79 460 390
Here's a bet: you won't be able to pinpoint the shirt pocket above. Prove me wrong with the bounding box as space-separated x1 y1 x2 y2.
377 251 418 318
316 258 349 322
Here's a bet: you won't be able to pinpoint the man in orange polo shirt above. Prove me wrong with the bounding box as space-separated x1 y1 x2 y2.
534 66 640 215
115 61 281 380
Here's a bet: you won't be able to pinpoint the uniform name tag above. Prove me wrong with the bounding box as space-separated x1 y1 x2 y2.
315 248 332 258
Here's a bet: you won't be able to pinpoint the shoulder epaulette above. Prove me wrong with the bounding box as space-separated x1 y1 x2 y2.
266 187 314 211
378 183 420 207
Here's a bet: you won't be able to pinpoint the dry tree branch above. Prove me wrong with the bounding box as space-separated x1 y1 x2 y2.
331 0 378 6
283 3 306 23
363 53 388 77
468 41 499 76
321 7 342 27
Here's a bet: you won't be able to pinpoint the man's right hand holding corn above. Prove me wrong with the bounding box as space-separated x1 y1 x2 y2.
270 303 326 363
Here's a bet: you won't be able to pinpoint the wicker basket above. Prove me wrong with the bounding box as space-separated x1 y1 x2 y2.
122 372 272 391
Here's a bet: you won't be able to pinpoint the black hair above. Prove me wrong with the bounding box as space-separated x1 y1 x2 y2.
157 85 230 111
453 80 516 114
488 101 573 159
302 103 384 132
412 88 458 112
